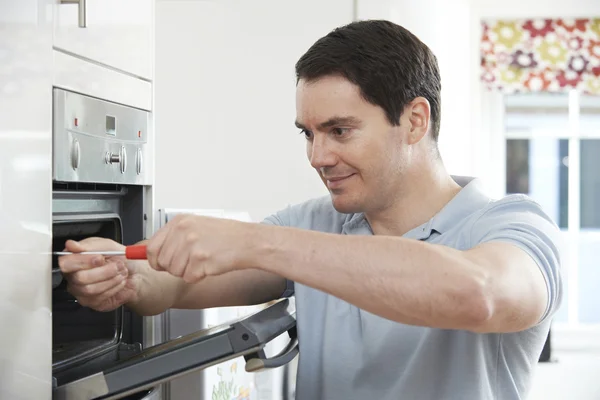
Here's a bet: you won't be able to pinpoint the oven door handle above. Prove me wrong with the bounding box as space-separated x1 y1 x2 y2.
244 327 298 372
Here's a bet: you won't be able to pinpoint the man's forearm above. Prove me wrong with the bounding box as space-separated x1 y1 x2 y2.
248 224 491 330
114 239 179 316
126 260 287 316
125 260 183 316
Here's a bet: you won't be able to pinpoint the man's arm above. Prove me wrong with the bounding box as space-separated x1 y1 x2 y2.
132 210 295 316
127 232 287 316
129 264 286 316
245 201 561 334
60 238 287 317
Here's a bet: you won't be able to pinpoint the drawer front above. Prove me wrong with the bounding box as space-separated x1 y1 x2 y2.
54 0 153 80
54 50 152 111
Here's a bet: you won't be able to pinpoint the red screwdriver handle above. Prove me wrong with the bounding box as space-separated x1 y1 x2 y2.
125 245 148 260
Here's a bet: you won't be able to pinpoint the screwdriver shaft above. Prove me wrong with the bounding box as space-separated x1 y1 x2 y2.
53 251 125 256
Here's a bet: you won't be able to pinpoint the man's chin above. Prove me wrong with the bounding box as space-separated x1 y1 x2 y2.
329 194 362 214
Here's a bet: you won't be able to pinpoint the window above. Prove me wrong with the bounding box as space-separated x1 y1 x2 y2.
502 91 600 325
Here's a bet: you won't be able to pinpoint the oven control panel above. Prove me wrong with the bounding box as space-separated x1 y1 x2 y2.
53 88 152 185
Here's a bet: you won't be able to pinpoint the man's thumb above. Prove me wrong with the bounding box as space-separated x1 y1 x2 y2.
64 239 84 252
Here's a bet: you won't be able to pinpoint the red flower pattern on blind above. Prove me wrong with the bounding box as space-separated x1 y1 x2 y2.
481 18 600 94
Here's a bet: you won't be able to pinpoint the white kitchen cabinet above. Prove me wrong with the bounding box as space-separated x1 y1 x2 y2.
0 0 54 398
53 50 152 110
53 0 153 80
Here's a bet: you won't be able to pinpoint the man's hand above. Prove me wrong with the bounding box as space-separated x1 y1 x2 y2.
59 238 142 312
146 214 255 283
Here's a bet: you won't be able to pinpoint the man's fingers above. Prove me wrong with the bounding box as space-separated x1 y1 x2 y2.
88 280 128 308
64 239 85 252
146 224 170 271
58 254 106 273
67 262 124 285
64 238 125 252
169 234 192 279
76 279 128 310
68 273 126 298
60 237 125 273
156 225 180 273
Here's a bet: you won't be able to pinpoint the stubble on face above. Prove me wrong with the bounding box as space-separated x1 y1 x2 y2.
295 75 411 215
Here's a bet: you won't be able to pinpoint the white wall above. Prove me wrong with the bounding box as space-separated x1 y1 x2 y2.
356 0 475 177
470 0 600 19
154 0 352 222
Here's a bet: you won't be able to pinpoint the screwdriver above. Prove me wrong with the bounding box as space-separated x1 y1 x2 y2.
53 245 148 260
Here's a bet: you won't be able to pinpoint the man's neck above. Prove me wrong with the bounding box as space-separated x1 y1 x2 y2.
365 164 462 237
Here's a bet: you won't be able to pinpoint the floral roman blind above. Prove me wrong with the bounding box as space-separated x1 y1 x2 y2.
481 18 600 94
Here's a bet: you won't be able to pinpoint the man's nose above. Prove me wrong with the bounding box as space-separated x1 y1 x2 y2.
309 136 337 169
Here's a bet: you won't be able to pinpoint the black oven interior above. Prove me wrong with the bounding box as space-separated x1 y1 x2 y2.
52 183 148 398
52 217 123 368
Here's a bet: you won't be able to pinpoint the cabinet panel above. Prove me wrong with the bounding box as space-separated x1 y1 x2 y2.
54 0 153 80
0 0 54 398
54 50 152 111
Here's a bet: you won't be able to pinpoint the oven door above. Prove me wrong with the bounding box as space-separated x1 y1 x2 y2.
52 214 128 385
53 299 297 400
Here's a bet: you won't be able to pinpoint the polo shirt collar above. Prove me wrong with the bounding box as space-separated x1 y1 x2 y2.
341 176 491 239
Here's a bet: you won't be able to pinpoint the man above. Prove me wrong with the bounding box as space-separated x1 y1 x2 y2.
59 20 562 400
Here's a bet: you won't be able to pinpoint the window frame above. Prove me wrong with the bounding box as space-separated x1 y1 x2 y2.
483 89 600 327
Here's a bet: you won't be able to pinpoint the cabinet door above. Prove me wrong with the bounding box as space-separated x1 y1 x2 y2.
0 0 54 399
54 0 153 80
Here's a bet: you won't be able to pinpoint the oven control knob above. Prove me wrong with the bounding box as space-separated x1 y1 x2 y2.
105 151 119 165
71 139 80 170
104 146 127 174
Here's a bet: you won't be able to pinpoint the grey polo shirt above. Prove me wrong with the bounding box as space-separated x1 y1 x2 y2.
263 176 562 400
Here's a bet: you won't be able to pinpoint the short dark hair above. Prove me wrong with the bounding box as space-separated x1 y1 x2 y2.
295 20 442 142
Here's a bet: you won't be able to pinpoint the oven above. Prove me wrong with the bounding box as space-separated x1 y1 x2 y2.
51 185 148 394
51 89 298 400
51 88 155 399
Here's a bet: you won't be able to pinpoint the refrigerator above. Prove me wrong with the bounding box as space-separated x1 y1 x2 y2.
158 209 297 400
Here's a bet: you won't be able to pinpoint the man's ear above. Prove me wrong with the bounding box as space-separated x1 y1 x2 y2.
406 97 431 145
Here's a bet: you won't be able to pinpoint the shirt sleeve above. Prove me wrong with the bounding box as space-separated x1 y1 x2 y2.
469 196 564 324
261 207 295 298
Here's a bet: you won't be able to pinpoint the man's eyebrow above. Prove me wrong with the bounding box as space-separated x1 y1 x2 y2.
294 116 361 131
319 116 361 129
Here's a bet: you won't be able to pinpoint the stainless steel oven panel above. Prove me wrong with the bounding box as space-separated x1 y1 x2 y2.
53 89 152 185
52 197 121 216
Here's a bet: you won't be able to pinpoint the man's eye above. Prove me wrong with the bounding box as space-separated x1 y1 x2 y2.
332 128 349 136
300 129 313 139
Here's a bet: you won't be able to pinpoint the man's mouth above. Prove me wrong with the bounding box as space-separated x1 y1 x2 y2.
325 174 355 189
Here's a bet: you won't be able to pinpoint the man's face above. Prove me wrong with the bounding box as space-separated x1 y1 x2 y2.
295 75 413 214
